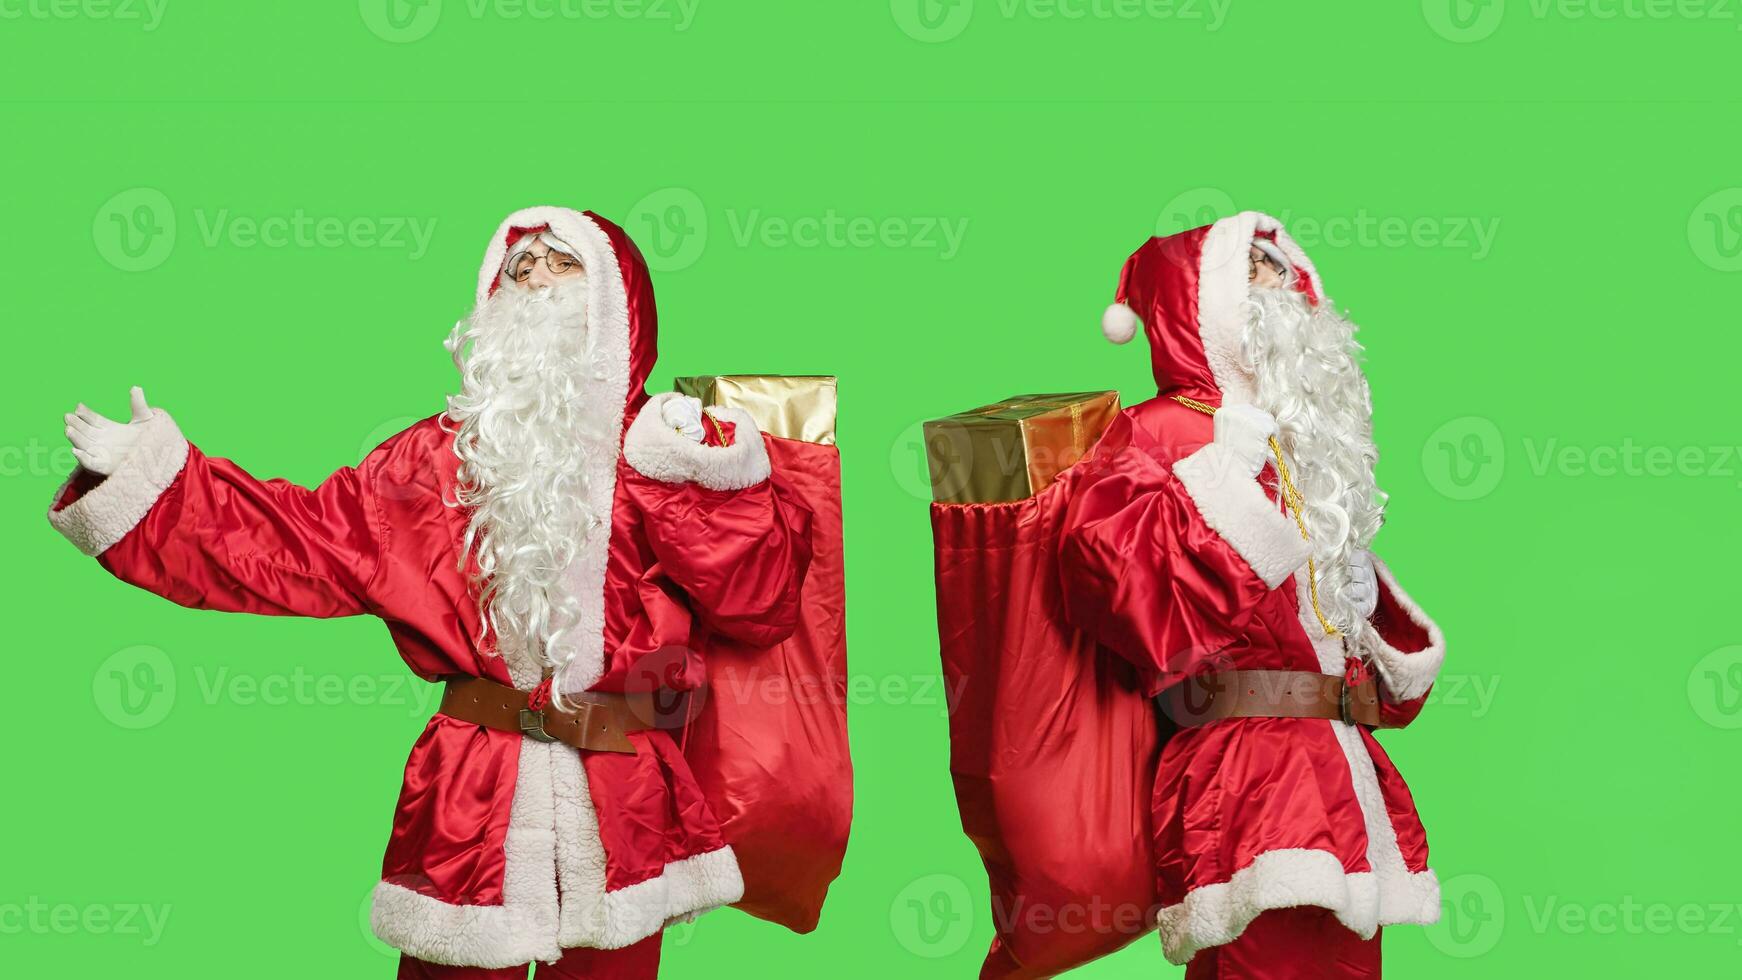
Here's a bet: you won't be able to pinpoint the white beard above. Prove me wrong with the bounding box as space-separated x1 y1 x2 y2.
443 277 613 681
1240 286 1387 642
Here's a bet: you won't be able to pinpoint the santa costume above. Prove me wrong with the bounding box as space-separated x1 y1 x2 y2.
47 206 815 977
1061 212 1446 975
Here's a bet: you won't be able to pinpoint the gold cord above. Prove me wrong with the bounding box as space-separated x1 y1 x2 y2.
1172 395 1340 637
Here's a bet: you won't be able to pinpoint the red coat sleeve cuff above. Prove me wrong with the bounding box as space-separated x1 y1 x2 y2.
1363 556 1445 703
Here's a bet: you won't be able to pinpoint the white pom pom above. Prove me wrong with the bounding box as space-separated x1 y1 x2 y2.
1102 302 1139 344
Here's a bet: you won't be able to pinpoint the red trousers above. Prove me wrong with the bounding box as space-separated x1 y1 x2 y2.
397 932 662 980
1184 908 1380 979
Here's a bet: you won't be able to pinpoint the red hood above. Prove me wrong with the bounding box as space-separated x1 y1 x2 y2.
475 206 659 429
1106 211 1329 408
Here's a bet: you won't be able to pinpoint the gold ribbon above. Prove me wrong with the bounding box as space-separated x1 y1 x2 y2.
1172 395 1339 637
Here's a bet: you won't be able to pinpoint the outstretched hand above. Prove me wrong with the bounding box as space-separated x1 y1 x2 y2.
64 386 155 476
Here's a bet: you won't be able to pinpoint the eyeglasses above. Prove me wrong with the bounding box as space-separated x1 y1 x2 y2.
504 249 583 283
1248 246 1285 283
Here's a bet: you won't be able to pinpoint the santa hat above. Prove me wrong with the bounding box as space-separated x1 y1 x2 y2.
1101 222 1313 347
1249 236 1293 278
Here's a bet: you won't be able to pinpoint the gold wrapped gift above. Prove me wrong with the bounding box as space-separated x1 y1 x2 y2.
924 391 1121 504
673 375 838 446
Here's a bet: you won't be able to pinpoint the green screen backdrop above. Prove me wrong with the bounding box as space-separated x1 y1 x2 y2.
4 2 1740 976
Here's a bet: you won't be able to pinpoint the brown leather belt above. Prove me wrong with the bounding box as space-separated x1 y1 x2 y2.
438 676 691 754
1158 670 1384 729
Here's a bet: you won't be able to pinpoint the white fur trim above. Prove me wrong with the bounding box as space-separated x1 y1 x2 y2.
1158 847 1439 965
1171 443 1311 589
622 392 772 491
46 409 188 557
370 733 561 967
1102 302 1139 344
475 207 632 693
551 732 743 948
1359 558 1446 702
371 736 745 966
1195 212 1331 411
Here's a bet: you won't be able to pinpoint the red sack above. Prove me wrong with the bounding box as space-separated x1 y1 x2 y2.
931 467 1162 977
682 421 851 932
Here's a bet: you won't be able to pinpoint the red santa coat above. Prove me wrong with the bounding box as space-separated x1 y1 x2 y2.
46 206 815 967
1059 212 1446 965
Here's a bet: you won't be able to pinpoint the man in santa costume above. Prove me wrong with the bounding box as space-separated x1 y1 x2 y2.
49 206 814 978
1062 212 1446 977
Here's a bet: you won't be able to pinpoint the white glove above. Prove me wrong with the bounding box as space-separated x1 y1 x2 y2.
1347 549 1379 621
1212 404 1279 477
661 394 707 444
64 386 156 476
